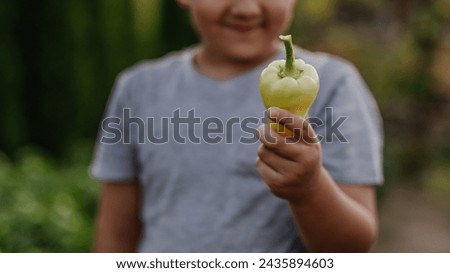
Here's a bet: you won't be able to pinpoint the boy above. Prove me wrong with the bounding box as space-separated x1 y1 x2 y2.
91 0 383 252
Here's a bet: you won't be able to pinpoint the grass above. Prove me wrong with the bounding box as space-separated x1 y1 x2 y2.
0 143 99 252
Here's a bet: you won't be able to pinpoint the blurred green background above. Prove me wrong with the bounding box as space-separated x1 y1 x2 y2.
0 0 449 252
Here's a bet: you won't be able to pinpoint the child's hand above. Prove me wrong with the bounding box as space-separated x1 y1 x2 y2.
256 107 323 203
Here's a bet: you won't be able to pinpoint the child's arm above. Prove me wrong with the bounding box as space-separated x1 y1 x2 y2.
256 107 378 252
93 181 142 252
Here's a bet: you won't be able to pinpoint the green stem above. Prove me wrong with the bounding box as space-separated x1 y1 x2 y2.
279 35 295 77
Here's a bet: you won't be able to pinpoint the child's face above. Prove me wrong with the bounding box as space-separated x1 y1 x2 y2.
179 0 296 63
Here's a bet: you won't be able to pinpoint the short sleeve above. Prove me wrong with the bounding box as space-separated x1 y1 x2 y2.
89 71 138 182
311 63 384 184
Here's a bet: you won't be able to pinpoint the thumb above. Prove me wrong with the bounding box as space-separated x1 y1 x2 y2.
267 107 318 144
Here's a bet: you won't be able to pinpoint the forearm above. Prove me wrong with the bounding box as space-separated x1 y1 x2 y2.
93 182 143 253
288 167 377 252
93 216 142 252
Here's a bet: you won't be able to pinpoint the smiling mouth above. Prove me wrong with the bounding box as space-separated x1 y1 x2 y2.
228 24 261 33
225 19 263 33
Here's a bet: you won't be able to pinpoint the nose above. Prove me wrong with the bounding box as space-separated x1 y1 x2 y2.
229 0 262 19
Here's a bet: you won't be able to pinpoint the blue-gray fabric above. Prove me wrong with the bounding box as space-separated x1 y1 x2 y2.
90 46 383 252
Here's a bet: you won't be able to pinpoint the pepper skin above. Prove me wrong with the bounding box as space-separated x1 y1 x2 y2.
259 35 320 136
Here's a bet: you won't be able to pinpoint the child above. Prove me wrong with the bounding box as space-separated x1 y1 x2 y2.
90 0 383 252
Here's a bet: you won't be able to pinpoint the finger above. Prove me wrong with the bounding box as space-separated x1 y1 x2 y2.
257 123 283 146
257 144 298 175
256 124 294 155
267 107 318 144
255 156 283 186
256 124 302 159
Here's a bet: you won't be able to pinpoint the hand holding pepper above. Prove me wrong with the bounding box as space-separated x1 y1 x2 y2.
256 107 378 252
256 107 323 203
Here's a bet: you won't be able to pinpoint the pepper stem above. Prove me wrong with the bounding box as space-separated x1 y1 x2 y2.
279 35 295 77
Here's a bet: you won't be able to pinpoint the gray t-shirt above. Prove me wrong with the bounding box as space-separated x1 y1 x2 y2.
90 46 383 252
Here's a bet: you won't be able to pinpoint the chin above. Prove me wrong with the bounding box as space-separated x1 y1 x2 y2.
225 44 271 63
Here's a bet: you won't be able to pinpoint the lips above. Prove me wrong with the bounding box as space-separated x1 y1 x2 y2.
230 24 258 32
225 20 263 33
